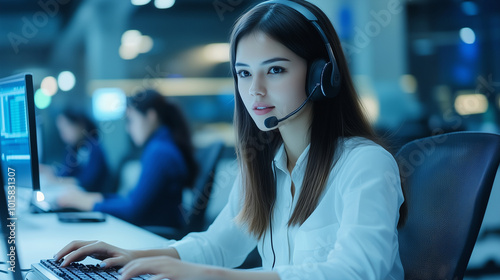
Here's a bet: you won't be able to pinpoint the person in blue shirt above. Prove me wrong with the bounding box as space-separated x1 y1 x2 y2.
57 89 198 228
40 109 110 193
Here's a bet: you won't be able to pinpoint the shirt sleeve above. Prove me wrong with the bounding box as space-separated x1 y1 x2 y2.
275 145 404 280
171 173 258 268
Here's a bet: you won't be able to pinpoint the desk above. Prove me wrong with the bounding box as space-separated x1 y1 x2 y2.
17 212 174 271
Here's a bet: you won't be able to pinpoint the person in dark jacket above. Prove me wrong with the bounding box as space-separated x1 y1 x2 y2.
41 109 110 193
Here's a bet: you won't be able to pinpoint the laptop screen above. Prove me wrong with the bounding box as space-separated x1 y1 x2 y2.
0 73 41 191
0 161 23 279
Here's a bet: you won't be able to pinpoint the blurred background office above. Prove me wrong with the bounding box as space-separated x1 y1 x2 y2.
0 0 499 277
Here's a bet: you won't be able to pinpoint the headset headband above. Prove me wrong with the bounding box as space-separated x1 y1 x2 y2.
256 0 338 87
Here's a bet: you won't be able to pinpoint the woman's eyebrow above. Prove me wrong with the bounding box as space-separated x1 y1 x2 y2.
235 57 291 67
261 57 290 65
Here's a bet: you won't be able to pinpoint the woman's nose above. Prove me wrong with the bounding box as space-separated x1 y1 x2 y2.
249 75 266 97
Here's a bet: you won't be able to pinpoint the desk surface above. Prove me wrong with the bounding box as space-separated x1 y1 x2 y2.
17 211 174 271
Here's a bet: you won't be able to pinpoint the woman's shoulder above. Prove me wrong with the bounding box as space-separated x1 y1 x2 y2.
336 136 396 167
146 126 175 147
143 127 183 159
341 136 390 153
330 137 400 193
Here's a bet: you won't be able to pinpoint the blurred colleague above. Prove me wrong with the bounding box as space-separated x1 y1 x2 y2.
40 108 110 193
57 89 198 228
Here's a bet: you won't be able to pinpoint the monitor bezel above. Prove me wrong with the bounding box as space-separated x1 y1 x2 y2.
24 74 41 192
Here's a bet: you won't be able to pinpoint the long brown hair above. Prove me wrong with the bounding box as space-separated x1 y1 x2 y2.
230 0 405 238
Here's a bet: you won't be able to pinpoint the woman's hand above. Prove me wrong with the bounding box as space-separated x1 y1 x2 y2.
57 188 103 211
119 256 220 280
54 240 137 268
39 164 57 183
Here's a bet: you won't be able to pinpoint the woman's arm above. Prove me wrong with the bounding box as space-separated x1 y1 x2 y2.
57 189 103 211
57 242 279 280
118 256 281 280
132 247 180 260
169 172 258 268
54 176 79 186
216 269 280 280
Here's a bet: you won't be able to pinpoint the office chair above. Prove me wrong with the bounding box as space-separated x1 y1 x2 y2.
395 131 500 280
145 140 225 240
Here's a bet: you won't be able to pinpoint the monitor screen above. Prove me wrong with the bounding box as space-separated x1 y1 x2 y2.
0 73 40 190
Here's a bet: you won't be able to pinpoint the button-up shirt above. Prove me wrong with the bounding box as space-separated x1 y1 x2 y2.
172 137 404 279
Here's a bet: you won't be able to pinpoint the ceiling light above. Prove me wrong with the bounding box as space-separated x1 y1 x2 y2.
58 71 76 91
139 35 154 53
34 88 52 109
154 0 175 9
454 92 488 115
41 76 58 96
202 43 230 63
460 27 476 44
131 0 151 6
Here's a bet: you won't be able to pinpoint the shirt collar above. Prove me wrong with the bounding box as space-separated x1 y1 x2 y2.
273 143 311 176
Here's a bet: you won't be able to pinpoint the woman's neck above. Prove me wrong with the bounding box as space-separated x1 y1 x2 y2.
143 123 161 146
278 105 312 172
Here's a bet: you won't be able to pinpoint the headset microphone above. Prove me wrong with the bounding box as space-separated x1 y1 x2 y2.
264 84 318 129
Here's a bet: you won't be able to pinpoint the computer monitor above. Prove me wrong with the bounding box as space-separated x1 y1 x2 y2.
0 73 41 191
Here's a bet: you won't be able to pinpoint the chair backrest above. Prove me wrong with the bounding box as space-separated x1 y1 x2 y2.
395 131 500 280
181 140 225 232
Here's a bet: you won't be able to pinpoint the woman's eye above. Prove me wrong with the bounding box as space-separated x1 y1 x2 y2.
269 67 285 74
237 70 251 78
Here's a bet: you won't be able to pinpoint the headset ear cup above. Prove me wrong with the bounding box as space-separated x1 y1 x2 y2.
320 61 334 98
307 59 327 101
320 60 341 99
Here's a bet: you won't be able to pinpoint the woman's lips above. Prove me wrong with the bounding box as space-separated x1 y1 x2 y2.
253 106 275 115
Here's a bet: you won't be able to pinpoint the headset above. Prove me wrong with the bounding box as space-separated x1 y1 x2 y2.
256 0 342 101
257 0 343 128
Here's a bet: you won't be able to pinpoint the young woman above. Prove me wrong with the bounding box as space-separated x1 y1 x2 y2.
56 89 198 228
40 109 110 193
55 1 406 279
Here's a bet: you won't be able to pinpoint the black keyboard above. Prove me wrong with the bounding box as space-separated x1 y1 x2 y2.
40 259 151 279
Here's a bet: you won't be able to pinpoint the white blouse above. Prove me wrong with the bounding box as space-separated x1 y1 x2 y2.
171 137 405 280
